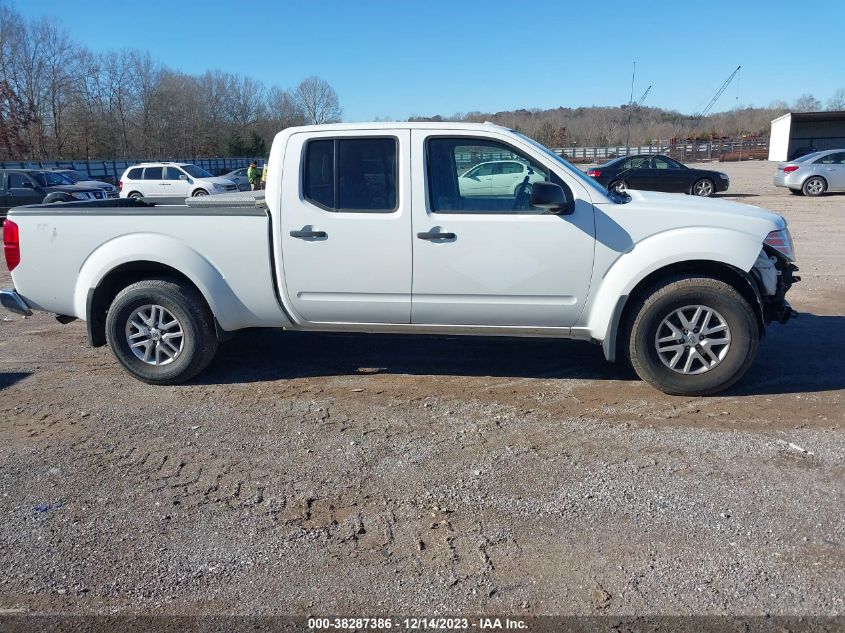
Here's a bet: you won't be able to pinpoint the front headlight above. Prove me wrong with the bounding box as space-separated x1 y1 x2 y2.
719 173 729 180
764 228 795 261
213 183 226 191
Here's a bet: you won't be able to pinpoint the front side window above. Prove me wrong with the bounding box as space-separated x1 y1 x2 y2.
143 167 163 180
303 137 398 212
164 167 183 180
8 173 34 189
427 137 561 214
182 164 213 178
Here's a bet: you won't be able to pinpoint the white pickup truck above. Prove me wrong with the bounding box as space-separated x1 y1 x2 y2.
1 122 798 395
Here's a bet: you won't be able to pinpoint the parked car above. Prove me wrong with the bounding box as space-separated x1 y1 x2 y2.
118 162 238 199
586 154 730 196
458 160 546 198
2 122 798 396
220 167 252 191
1 169 108 219
773 149 845 196
50 169 118 198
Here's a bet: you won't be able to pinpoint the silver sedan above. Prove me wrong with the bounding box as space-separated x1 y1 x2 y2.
774 149 845 196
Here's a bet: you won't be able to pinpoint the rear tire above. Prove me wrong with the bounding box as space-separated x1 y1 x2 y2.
802 177 826 197
625 276 758 396
105 279 218 385
128 191 144 200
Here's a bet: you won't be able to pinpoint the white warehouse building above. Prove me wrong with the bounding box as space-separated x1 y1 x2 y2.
768 111 845 161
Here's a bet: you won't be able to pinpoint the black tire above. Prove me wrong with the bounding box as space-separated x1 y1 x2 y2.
105 278 218 385
192 189 209 197
691 178 715 197
128 191 144 200
624 276 759 396
789 188 803 196
802 176 826 197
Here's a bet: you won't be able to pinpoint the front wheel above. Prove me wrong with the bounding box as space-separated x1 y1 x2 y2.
192 189 209 197
625 277 759 395
105 279 218 385
692 178 715 197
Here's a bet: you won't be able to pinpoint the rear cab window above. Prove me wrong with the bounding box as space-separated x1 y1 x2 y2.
303 137 398 212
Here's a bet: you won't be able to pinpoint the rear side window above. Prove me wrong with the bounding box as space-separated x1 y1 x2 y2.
143 167 163 180
126 168 143 179
818 152 845 165
303 137 397 212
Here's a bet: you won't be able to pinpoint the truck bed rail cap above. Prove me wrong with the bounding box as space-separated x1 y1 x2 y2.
184 190 268 209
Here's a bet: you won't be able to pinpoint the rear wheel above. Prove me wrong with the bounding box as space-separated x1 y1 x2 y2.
692 178 715 197
625 276 758 395
105 279 218 385
802 177 826 197
128 191 144 200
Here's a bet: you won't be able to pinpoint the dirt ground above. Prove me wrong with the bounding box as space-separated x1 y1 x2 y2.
0 161 843 620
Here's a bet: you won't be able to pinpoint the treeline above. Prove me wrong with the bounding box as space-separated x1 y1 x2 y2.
411 89 845 148
0 1 341 161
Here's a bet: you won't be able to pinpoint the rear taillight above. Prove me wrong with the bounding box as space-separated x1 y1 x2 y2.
118 180 123 191
587 169 601 178
3 219 20 271
783 165 799 173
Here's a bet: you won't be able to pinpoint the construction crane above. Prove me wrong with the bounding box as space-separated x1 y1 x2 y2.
694 66 741 118
635 85 652 108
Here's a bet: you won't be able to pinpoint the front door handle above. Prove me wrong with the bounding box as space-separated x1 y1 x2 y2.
417 231 456 240
290 229 327 239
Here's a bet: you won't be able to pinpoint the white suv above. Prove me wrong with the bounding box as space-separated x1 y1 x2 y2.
118 163 238 199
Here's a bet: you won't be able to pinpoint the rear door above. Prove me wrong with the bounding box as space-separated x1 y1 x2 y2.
410 131 596 327
279 130 412 324
142 166 165 196
817 151 845 189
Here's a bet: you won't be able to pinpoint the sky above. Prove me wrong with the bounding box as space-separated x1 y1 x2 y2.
15 0 845 122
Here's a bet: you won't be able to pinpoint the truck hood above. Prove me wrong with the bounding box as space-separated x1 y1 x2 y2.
622 189 786 230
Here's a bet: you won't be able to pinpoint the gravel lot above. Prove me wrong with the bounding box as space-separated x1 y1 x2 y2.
0 161 843 619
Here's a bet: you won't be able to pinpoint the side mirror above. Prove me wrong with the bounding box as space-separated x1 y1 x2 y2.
530 181 574 215
179 175 188 180
22 181 35 189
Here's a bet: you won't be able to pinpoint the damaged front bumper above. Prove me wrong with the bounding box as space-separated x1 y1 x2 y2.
762 261 800 324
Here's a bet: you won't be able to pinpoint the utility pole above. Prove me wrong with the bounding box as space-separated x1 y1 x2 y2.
625 61 636 155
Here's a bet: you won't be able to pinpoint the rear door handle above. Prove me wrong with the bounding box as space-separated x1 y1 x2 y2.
417 231 456 240
290 229 327 239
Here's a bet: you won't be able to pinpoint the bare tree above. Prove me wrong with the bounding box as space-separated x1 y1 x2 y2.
793 94 822 112
293 76 342 124
827 89 845 111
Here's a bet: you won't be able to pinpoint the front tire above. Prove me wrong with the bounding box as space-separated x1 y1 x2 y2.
625 277 759 395
105 279 218 385
692 178 715 197
192 189 209 197
802 177 826 197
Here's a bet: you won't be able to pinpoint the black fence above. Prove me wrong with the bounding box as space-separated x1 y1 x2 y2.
0 157 256 185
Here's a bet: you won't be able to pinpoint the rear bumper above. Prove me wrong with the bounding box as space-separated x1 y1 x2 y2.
0 289 33 316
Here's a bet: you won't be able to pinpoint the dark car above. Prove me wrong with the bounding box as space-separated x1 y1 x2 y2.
50 168 119 197
585 154 730 197
1 169 108 219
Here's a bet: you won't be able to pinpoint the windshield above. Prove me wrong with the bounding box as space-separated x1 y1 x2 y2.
32 171 74 187
515 131 611 198
181 164 213 178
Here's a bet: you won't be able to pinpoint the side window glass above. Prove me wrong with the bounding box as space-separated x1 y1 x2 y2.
127 168 143 179
8 173 30 188
143 167 163 180
303 137 397 212
164 167 182 180
304 139 335 209
427 137 564 215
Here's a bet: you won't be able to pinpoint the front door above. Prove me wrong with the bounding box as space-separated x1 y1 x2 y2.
279 130 412 324
164 166 191 196
652 156 690 192
410 132 596 327
6 172 44 207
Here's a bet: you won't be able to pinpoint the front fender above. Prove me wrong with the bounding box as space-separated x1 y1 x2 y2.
74 233 254 330
581 226 764 352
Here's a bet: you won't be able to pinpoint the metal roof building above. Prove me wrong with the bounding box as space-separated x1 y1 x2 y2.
768 111 845 161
